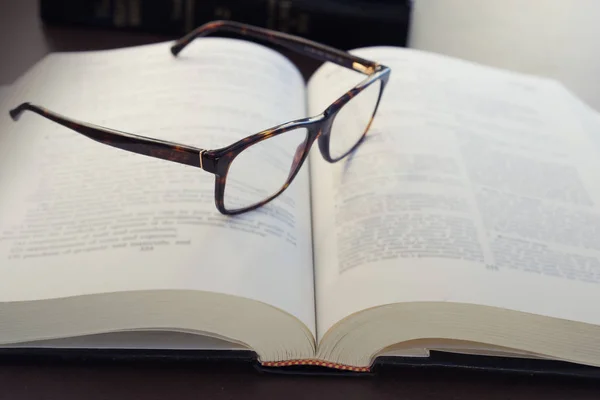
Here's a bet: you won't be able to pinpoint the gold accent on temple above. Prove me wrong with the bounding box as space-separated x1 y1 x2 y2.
352 62 376 75
199 149 206 169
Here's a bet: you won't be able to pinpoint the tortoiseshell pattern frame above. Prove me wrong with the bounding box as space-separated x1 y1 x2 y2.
9 20 391 215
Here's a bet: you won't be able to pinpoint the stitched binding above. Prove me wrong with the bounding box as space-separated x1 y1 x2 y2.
261 359 370 372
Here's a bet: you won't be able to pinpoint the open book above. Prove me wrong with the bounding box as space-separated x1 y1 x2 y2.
1 33 600 373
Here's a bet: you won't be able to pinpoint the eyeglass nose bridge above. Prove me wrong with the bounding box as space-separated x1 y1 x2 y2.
288 117 327 175
278 113 334 181
296 110 342 164
282 112 330 163
315 113 337 163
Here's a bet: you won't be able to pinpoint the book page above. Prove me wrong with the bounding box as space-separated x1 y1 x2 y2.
408 0 600 112
0 39 315 335
307 47 600 340
0 85 9 101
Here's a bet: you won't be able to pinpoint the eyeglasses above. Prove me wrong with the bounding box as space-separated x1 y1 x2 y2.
9 20 391 215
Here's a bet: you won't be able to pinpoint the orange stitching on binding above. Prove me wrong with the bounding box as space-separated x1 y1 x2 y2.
261 359 370 372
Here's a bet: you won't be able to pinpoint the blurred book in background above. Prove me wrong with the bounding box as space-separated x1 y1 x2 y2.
39 0 411 50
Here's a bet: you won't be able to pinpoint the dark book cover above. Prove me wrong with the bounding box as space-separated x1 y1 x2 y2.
2 347 600 380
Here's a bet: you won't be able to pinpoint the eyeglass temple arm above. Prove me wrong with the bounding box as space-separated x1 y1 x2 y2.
170 20 379 75
9 103 204 169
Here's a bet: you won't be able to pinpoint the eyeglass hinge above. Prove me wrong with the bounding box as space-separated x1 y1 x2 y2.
352 62 376 75
199 149 206 169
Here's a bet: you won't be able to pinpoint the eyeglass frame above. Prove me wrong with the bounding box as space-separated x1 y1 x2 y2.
9 20 391 215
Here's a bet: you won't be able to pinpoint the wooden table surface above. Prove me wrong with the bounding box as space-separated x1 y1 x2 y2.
1 1 599 399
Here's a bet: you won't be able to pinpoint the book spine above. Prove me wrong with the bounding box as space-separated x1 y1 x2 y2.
39 0 411 49
261 359 370 372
